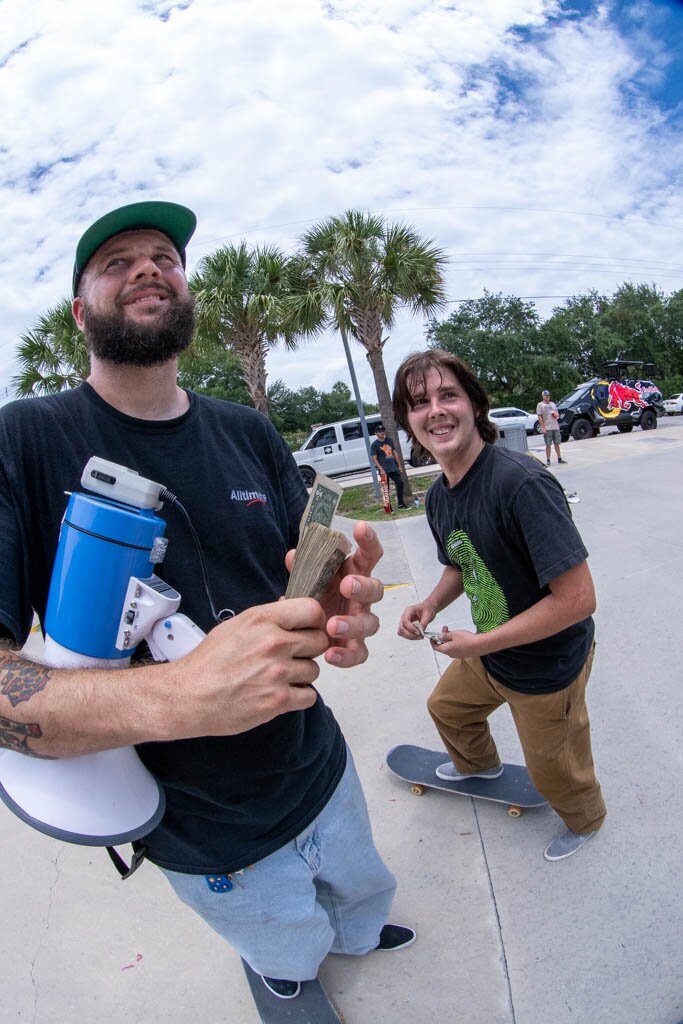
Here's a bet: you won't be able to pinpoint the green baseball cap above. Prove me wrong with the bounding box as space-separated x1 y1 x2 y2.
72 200 197 294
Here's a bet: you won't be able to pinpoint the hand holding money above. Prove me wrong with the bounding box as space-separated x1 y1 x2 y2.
284 475 384 668
286 474 348 601
412 621 450 645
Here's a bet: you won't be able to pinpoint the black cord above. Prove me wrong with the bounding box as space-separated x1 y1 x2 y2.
159 488 233 625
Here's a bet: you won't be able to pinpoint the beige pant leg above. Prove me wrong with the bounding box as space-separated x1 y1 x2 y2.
427 657 505 773
501 647 606 834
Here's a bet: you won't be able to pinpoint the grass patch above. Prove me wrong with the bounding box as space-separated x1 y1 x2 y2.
337 473 439 521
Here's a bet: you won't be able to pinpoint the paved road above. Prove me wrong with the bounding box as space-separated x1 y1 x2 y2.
3 422 682 1023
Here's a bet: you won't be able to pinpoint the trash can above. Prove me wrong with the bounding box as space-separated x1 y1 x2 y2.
495 426 528 453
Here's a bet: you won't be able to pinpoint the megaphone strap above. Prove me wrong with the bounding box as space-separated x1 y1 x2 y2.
107 844 147 880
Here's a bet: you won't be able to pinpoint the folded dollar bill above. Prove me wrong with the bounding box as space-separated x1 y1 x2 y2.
412 621 449 645
299 473 343 534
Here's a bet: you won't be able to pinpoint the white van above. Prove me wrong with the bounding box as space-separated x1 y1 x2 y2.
292 414 423 487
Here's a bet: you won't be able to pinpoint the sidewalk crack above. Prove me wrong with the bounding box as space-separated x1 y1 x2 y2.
472 801 517 1024
29 848 64 1023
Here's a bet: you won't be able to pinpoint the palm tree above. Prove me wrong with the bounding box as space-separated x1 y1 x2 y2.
292 211 448 497
190 243 304 417
13 298 88 395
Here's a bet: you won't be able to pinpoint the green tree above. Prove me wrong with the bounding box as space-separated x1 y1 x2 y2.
191 243 306 417
13 298 88 395
268 381 322 432
600 283 668 369
177 348 251 404
292 210 448 497
429 291 570 408
318 381 365 423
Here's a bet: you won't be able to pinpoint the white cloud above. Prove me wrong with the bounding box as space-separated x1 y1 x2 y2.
1 0 682 405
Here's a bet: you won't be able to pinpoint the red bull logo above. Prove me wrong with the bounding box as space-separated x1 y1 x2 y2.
607 380 647 411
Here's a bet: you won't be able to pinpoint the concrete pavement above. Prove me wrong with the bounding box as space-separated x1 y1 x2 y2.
3 422 682 1023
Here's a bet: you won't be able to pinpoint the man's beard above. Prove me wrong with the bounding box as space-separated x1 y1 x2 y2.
83 293 196 367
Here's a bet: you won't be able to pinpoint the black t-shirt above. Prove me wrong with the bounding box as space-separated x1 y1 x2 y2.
371 436 398 474
426 444 594 694
0 384 345 872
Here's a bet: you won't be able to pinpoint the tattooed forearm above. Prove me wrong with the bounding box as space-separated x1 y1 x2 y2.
1 660 52 707
0 716 55 759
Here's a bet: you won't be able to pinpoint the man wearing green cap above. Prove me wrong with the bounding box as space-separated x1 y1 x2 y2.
0 202 414 1002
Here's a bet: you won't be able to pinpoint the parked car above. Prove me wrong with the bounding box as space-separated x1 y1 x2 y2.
292 414 428 487
556 360 663 441
663 393 683 415
488 407 539 436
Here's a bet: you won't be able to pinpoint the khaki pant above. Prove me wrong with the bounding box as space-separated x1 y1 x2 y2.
427 646 606 834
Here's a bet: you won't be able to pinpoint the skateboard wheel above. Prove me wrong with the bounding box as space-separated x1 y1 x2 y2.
410 784 426 796
507 805 522 817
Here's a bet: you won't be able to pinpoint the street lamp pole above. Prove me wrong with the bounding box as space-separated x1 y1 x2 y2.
339 325 381 499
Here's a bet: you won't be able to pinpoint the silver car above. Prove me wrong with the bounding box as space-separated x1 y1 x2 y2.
488 407 540 435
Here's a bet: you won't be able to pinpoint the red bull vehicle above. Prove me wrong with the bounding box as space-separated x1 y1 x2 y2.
556 360 663 442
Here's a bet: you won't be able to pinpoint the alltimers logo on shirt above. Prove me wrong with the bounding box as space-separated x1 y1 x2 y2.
230 488 268 506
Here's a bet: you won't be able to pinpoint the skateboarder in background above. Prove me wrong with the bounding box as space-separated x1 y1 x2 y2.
371 424 408 509
536 389 567 466
391 349 606 861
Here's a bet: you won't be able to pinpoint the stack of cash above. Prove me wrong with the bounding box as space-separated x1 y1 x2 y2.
285 474 351 601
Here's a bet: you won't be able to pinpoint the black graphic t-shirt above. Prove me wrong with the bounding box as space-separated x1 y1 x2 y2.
0 384 345 873
371 437 399 474
425 444 594 694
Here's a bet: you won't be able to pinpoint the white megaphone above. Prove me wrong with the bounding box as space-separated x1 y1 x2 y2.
0 458 205 847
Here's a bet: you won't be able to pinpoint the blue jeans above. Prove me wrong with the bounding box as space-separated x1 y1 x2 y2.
159 749 396 980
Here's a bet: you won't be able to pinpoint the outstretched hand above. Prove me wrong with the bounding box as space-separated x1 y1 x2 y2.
286 521 384 668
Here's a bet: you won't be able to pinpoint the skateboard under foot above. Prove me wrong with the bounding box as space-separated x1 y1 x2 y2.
242 959 343 1023
386 744 548 817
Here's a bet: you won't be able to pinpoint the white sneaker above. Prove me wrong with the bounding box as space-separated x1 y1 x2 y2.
435 762 504 782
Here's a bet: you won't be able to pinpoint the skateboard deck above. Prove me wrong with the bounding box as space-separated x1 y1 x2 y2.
242 960 343 1023
386 744 548 817
380 475 393 514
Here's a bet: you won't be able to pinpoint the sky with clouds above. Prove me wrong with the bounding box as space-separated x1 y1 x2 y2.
1 0 682 407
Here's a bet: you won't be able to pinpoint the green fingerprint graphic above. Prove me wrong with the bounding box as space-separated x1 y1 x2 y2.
446 530 509 633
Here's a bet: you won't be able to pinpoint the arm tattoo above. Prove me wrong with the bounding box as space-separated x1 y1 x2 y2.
0 643 54 757
1 660 52 707
0 716 54 759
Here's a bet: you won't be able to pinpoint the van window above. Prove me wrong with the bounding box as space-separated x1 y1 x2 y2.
342 423 364 442
306 427 337 449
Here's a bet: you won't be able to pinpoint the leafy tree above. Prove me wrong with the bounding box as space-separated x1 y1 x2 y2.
268 381 322 432
13 299 88 395
318 381 366 424
177 348 251 404
292 211 448 498
600 283 668 370
428 291 572 408
191 243 306 417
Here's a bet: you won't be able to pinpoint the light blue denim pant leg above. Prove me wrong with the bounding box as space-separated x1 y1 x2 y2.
159 748 396 981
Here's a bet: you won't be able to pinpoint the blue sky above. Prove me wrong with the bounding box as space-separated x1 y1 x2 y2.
1 0 682 406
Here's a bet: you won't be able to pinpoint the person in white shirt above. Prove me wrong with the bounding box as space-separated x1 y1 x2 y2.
536 390 566 466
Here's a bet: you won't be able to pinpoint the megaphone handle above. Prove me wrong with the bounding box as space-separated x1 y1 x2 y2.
147 613 206 662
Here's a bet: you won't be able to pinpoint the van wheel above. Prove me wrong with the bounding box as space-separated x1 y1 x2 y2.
299 467 315 487
570 418 592 441
640 410 657 431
